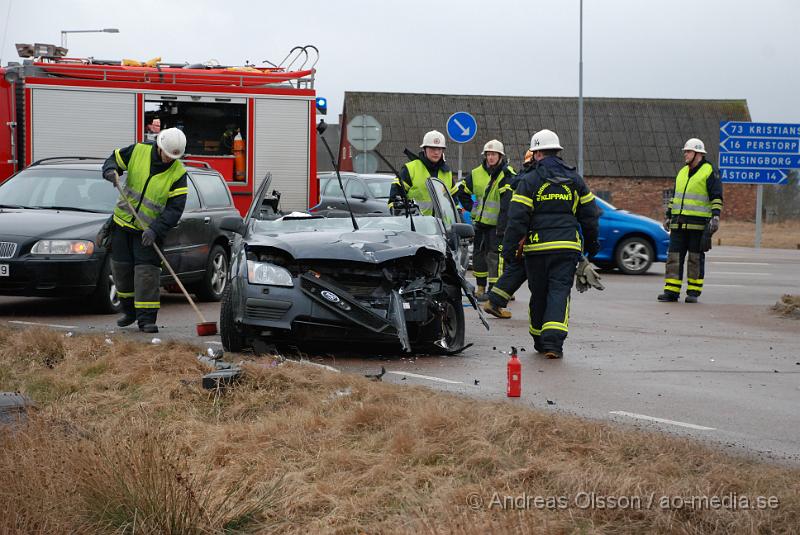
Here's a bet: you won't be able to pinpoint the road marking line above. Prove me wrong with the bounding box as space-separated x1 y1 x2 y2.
387 370 463 384
7 320 77 329
710 261 770 266
205 341 223 345
712 272 767 276
610 411 715 431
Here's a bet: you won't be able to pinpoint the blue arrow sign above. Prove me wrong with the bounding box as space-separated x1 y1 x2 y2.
446 112 477 144
719 121 800 184
719 168 788 184
721 121 800 139
719 137 799 154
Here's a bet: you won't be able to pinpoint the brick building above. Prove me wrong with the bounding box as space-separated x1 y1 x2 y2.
340 92 755 220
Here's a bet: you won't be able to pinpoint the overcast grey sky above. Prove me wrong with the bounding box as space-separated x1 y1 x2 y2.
2 0 798 126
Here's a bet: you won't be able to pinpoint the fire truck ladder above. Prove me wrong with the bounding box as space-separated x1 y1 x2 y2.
263 45 318 89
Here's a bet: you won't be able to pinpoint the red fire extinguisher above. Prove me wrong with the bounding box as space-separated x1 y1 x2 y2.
507 347 521 397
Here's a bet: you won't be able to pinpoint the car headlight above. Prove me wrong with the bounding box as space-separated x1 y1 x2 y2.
31 240 95 255
246 260 293 287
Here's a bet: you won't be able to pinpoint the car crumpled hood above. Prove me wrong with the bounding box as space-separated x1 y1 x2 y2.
246 228 447 263
0 209 108 240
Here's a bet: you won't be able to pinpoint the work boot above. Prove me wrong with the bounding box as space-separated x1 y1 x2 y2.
139 323 159 334
685 295 698 303
475 286 489 303
116 314 136 327
657 292 679 302
544 350 563 359
483 302 512 319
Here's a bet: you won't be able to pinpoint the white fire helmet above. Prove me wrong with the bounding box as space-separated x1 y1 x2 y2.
420 130 447 149
157 127 187 159
482 139 505 156
682 138 706 154
530 129 563 151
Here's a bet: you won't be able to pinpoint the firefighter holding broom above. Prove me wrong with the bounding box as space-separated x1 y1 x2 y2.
101 128 188 333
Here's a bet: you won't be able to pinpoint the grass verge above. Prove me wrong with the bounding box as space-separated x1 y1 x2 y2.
0 326 798 534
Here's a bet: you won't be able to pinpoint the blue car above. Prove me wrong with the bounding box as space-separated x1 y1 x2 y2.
592 197 670 275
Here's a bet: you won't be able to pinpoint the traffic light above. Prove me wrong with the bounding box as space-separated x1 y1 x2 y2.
315 97 327 115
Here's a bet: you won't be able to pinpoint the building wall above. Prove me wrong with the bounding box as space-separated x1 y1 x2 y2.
586 177 756 221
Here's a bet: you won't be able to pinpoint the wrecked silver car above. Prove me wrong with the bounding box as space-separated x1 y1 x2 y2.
219 176 488 354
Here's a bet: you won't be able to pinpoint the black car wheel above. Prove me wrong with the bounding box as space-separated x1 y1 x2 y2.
615 236 654 275
196 244 228 301
90 257 122 314
220 284 247 352
422 293 465 353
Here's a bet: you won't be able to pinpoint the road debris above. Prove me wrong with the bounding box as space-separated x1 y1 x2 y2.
364 366 386 381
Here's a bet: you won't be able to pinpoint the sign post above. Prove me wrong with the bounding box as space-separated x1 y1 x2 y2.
718 121 799 248
446 112 477 181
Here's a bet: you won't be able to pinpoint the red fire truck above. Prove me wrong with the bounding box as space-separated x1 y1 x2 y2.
0 44 319 214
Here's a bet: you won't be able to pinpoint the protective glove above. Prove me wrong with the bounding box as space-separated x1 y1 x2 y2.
662 217 671 232
575 257 605 293
708 215 720 234
103 169 119 186
141 228 157 247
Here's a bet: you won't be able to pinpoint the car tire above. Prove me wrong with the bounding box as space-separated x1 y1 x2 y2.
423 292 465 354
195 244 228 301
220 284 247 352
615 236 654 275
90 257 122 314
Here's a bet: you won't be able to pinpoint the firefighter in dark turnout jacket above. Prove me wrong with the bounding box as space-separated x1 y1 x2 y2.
389 130 456 215
658 138 723 303
484 149 533 319
102 128 188 333
502 130 600 358
456 139 515 301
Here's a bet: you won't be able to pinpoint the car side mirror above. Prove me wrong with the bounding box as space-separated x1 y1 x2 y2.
220 215 244 234
351 193 368 201
450 222 475 239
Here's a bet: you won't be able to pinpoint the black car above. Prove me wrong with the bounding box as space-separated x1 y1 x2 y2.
310 172 393 215
220 175 486 354
0 158 240 313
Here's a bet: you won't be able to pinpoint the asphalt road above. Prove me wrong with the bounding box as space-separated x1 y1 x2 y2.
2 245 798 462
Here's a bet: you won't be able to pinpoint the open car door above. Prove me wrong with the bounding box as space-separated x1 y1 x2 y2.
426 178 489 330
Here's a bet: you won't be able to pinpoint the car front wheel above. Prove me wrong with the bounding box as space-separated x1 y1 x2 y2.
196 244 228 301
615 236 654 275
220 284 247 352
90 257 122 314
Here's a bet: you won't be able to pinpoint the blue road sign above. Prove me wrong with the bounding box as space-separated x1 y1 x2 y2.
446 112 477 144
718 121 799 184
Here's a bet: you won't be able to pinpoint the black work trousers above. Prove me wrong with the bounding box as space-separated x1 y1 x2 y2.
663 228 706 297
488 256 526 308
524 252 580 353
110 225 162 326
472 223 498 288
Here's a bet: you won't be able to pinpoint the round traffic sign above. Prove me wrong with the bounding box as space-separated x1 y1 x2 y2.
353 151 379 174
347 114 383 151
446 111 477 143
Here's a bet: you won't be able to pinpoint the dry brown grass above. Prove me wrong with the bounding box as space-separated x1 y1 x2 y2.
715 220 800 249
1 326 798 534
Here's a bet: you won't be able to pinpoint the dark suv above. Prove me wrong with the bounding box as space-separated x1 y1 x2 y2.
0 158 240 312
